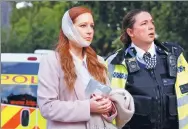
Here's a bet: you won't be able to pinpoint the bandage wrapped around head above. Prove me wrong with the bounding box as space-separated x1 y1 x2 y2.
61 10 91 47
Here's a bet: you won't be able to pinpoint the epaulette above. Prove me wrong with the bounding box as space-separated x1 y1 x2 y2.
105 48 123 61
162 42 184 56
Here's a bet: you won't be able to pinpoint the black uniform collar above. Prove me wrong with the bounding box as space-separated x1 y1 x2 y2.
111 40 169 65
154 39 169 53
111 48 125 65
155 45 167 55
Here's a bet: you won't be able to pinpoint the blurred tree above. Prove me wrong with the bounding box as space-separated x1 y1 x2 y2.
2 1 188 59
151 1 188 58
3 1 74 53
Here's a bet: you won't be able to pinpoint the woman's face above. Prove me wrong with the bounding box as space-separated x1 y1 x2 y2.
128 12 155 44
74 13 94 44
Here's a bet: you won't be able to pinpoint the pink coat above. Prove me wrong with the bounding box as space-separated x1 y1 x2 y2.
37 52 117 129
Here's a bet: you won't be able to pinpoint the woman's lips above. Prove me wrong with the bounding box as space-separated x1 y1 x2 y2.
85 37 92 40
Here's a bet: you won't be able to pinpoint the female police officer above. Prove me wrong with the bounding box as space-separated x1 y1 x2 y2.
106 9 188 129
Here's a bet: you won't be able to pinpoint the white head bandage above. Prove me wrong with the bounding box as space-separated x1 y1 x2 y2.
61 10 91 47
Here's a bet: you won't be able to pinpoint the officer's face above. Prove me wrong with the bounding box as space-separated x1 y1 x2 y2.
127 12 155 45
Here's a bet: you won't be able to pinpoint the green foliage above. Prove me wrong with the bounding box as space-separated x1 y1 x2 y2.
2 1 188 59
150 1 188 58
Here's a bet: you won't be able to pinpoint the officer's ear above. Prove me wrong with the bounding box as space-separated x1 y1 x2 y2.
126 28 134 38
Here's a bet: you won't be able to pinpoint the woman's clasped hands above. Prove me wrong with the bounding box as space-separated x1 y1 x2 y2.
90 94 113 115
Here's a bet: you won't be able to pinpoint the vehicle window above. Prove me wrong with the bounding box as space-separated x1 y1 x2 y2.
1 62 39 75
1 85 37 107
1 62 39 107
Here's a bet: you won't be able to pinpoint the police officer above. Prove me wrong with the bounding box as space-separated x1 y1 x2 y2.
106 9 188 129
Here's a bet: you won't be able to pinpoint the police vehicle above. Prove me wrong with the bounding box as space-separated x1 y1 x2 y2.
1 52 50 129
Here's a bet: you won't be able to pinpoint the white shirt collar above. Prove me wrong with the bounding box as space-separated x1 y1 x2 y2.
69 50 91 89
131 42 156 59
69 50 87 67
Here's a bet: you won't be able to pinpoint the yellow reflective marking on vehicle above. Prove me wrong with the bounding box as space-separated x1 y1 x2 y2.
1 106 22 127
1 74 38 85
1 105 7 111
15 109 37 129
37 109 47 129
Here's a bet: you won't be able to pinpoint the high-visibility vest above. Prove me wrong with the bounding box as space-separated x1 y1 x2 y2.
106 53 188 129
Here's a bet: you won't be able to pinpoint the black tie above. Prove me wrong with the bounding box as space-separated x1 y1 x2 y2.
143 52 157 69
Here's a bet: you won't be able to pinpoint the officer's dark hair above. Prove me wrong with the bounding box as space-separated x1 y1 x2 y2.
120 9 149 48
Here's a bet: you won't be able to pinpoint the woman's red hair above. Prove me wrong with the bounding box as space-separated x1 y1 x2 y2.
56 6 107 91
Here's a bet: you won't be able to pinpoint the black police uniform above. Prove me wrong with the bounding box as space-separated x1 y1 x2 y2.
120 41 183 129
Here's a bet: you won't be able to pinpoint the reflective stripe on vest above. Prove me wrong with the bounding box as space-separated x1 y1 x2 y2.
107 53 188 129
176 53 188 129
107 60 128 126
179 116 188 129
108 60 128 89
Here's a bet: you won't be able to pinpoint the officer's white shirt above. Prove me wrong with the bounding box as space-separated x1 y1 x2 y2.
131 42 157 65
70 50 91 89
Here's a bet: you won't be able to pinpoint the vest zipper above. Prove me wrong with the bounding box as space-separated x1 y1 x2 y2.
150 69 163 129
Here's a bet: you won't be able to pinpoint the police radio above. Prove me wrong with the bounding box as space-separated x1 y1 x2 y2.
167 47 177 77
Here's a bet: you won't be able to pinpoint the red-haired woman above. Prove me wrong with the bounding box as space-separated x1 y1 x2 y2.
37 6 119 129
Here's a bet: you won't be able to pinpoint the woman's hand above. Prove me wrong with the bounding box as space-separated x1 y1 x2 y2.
90 94 112 114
